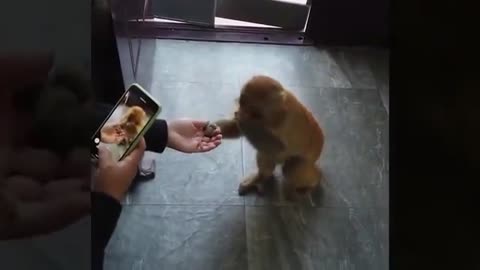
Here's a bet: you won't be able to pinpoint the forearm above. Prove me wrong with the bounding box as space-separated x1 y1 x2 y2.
92 191 122 269
214 119 242 138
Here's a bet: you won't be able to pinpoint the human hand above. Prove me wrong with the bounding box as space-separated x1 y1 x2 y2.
167 119 222 153
100 124 126 144
0 54 91 240
1 148 91 239
93 138 146 202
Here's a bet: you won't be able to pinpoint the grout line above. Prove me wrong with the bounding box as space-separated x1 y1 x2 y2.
240 137 249 270
121 203 388 210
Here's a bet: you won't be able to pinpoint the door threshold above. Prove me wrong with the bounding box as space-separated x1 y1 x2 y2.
116 21 313 46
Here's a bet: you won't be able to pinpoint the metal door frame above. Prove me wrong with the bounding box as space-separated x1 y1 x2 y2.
115 0 313 45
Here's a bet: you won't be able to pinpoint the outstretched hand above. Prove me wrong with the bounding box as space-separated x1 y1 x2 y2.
167 119 222 153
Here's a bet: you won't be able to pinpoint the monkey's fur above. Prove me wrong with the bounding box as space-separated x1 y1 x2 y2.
118 106 147 145
215 75 325 199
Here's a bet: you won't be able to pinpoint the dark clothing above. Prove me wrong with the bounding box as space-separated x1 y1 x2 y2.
92 0 126 105
92 103 169 270
92 192 122 270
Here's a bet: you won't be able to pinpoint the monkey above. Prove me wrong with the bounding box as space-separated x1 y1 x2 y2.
214 75 325 199
118 106 146 144
100 105 146 145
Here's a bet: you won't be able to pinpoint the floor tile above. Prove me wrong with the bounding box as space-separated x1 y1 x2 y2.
326 48 377 89
246 206 388 270
128 143 244 205
104 205 247 270
231 43 352 88
366 49 389 114
149 80 240 120
149 40 242 84
132 40 353 88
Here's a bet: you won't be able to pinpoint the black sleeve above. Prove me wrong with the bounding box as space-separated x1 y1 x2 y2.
92 192 122 270
94 102 169 153
144 117 169 153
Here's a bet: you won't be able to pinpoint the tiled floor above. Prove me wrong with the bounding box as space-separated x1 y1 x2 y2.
107 39 389 270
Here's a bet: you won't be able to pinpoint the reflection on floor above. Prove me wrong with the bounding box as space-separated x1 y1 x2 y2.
108 39 389 270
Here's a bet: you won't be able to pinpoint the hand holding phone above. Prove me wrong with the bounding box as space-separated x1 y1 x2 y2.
91 83 161 161
93 137 146 201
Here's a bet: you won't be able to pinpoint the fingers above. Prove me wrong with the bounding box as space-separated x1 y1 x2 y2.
201 134 222 142
198 143 217 152
192 120 209 130
197 139 222 152
5 191 90 239
97 145 113 168
0 192 18 226
121 137 146 166
3 175 44 201
44 178 87 197
9 148 60 180
212 127 222 136
137 137 147 151
0 53 54 89
58 148 91 178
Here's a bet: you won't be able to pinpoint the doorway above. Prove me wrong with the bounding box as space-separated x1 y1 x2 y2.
114 0 312 45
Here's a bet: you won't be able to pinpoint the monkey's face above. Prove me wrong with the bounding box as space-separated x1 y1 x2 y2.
125 106 146 126
122 122 138 139
236 76 287 127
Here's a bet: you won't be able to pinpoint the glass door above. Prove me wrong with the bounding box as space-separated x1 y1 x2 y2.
150 0 217 26
215 0 311 31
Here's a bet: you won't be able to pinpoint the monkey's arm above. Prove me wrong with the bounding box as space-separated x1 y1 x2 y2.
214 119 242 139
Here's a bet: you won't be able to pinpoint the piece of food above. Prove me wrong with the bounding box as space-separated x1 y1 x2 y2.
203 122 219 137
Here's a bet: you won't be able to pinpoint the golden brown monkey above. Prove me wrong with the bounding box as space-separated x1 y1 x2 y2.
118 106 146 144
215 75 325 199
100 105 146 145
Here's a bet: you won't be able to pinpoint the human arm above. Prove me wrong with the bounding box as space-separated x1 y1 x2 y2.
91 138 146 270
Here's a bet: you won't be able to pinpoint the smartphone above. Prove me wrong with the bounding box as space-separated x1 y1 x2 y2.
91 83 161 161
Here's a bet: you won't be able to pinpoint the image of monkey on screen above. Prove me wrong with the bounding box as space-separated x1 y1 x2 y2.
98 92 153 160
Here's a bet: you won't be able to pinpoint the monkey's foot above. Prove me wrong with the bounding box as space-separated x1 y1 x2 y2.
283 183 299 202
238 174 269 196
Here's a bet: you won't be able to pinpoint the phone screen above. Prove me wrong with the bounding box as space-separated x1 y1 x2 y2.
91 84 160 161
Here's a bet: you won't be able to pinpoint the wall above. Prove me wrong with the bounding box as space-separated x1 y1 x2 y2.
306 0 389 47
0 0 90 72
